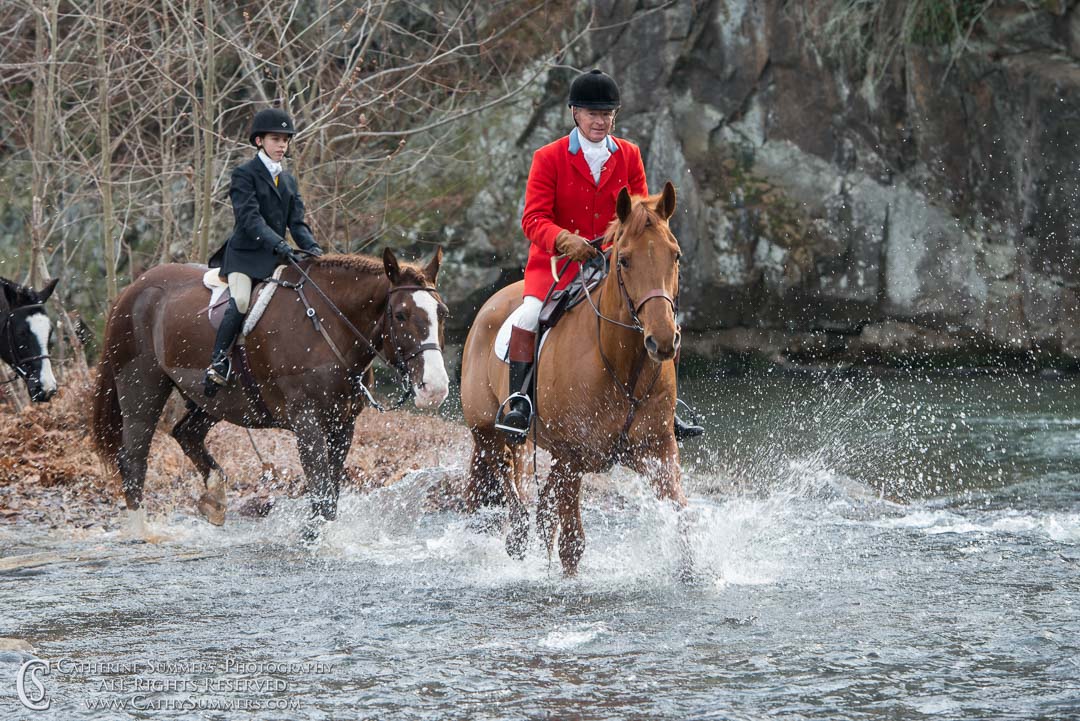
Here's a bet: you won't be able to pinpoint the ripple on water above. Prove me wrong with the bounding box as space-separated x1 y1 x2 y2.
874 507 1080 543
538 622 609 651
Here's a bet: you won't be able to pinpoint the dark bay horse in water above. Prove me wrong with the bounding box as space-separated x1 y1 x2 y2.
91 249 448 530
461 183 687 575
1 277 59 402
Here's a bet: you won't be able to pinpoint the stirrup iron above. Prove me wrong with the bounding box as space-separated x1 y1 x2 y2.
494 392 534 436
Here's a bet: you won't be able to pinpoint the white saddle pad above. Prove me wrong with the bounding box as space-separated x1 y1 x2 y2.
202 266 286 337
493 305 550 364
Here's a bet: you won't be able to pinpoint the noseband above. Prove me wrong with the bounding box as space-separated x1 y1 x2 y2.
0 304 50 384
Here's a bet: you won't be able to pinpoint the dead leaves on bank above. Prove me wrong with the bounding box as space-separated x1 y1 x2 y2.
0 371 470 527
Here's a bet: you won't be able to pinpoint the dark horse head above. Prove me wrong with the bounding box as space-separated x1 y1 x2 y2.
0 277 59 402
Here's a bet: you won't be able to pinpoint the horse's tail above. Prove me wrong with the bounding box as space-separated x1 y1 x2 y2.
90 301 127 477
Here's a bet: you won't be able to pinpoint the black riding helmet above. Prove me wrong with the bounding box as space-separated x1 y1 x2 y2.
567 69 620 110
249 108 296 147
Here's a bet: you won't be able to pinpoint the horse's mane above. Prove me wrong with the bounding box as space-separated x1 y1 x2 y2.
603 192 665 244
312 253 429 285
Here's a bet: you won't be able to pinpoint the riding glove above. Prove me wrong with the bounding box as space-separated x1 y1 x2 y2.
555 230 600 263
273 240 305 263
308 244 325 257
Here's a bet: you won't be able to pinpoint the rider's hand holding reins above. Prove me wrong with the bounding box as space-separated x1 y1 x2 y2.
555 230 600 264
274 240 306 264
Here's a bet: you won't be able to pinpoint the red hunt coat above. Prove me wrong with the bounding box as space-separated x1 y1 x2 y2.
520 128 648 298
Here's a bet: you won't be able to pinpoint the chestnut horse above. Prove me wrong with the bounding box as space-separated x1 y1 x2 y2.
91 249 448 530
461 183 686 575
1 276 59 403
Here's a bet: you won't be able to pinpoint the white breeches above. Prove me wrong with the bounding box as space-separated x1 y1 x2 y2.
228 272 252 314
512 295 543 332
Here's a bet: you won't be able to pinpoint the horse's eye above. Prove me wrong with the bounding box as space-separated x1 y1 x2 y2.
619 256 630 268
394 310 408 322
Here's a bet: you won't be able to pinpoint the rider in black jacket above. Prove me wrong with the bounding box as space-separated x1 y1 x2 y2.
204 107 324 396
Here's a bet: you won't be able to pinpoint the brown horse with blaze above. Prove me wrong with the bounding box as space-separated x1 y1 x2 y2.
91 249 448 533
461 182 687 575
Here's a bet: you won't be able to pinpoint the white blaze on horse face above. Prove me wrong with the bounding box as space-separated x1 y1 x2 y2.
411 290 448 409
27 313 56 393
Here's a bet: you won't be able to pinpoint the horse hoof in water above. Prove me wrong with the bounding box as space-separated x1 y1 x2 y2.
196 469 227 526
126 507 148 538
466 509 505 536
505 521 530 561
300 517 324 546
675 560 707 587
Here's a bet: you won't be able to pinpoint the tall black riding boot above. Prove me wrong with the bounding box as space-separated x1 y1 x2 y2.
203 299 245 397
674 410 705 440
495 326 536 443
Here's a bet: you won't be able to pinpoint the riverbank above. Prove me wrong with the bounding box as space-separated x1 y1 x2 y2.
0 374 472 529
678 326 1080 376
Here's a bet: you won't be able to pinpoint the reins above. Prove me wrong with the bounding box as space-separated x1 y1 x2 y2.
0 304 50 385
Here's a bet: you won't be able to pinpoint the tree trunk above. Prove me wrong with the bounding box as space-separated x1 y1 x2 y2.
196 0 215 263
29 0 59 288
96 0 117 301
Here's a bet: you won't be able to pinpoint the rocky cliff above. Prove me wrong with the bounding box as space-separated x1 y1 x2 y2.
439 0 1080 368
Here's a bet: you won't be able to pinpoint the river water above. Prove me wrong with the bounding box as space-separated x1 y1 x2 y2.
1 370 1078 720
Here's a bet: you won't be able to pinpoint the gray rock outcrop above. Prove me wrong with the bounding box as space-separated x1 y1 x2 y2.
436 0 1080 366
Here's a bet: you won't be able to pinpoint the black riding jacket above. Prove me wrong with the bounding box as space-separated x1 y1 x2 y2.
208 155 318 281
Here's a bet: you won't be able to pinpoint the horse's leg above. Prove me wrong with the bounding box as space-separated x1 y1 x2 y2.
324 416 355 510
632 437 698 582
116 368 173 531
503 442 531 560
633 436 687 507
170 401 226 526
537 455 586 575
295 416 335 523
466 425 509 510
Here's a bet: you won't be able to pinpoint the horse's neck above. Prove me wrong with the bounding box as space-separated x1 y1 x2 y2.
308 265 388 342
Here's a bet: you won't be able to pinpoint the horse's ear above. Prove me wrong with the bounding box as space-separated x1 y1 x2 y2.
0 279 18 308
655 181 676 221
36 277 59 303
423 246 442 284
616 187 632 224
382 247 402 285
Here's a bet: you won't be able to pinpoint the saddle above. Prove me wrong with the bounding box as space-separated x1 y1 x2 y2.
201 267 287 426
493 251 610 364
202 266 286 335
539 250 609 330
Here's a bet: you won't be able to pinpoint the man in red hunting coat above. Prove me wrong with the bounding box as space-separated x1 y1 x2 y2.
496 69 704 442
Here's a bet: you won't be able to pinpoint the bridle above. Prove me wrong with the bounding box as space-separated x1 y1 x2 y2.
615 253 677 331
0 303 49 385
381 284 447 379
283 258 446 410
579 231 679 335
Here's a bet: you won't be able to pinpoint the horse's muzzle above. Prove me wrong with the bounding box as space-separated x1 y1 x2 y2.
645 330 680 362
27 381 56 403
414 383 448 409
